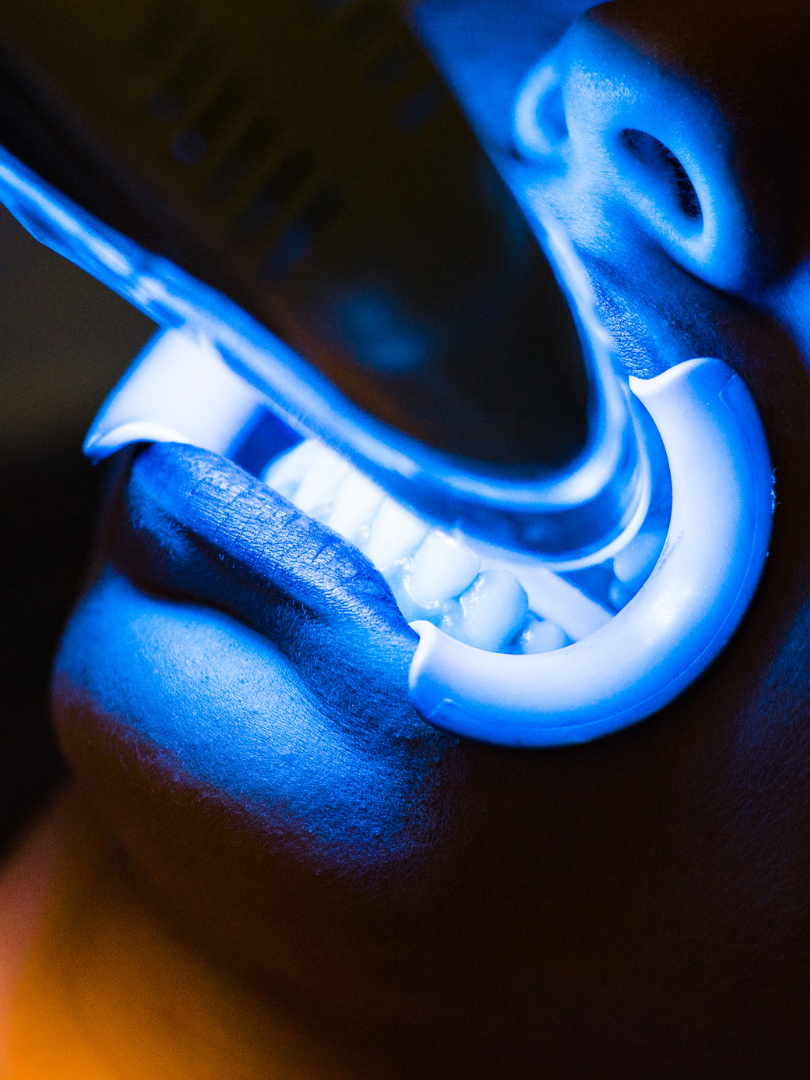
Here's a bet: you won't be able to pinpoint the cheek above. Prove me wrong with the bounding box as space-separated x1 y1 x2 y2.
51 566 494 1021
52 567 466 884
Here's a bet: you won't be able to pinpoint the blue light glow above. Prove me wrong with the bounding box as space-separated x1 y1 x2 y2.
0 141 645 565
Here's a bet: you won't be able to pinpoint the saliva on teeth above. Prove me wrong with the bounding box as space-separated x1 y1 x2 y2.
262 439 667 655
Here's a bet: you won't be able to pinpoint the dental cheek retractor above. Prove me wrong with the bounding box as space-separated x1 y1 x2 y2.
86 331 773 748
411 356 773 746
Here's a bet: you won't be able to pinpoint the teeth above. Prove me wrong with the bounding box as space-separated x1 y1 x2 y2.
290 444 349 521
476 557 611 641
612 529 666 593
388 565 432 624
441 570 528 653
513 615 569 654
262 439 320 500
364 497 429 570
327 470 385 545
409 531 480 605
261 438 621 655
609 578 634 611
610 528 667 609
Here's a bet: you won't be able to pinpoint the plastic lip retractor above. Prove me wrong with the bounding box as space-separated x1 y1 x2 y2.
410 356 773 746
87 333 773 749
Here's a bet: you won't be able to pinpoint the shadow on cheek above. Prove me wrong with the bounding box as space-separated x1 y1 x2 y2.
51 566 465 883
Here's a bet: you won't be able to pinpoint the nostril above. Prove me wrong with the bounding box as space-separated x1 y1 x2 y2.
521 19 758 294
620 128 702 224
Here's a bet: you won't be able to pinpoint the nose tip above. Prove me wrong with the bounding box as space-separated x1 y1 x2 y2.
514 16 759 295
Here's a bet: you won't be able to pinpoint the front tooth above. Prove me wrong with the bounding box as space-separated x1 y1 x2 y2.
327 469 385 543
410 531 480 605
441 569 528 652
515 615 568 654
262 439 319 500
389 561 432 623
364 497 429 570
291 445 349 521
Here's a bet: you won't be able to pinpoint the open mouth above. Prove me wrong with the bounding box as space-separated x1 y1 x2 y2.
260 432 669 657
70 335 774 757
83 320 672 668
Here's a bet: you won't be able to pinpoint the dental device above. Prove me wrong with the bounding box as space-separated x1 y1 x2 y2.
0 0 642 564
0 0 773 745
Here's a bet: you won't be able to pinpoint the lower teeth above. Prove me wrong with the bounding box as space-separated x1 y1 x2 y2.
262 439 665 654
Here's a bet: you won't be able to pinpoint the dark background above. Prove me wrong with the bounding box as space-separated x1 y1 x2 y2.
0 204 154 857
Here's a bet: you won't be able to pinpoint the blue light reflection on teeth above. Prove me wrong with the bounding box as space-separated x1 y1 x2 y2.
261 435 667 655
262 438 537 652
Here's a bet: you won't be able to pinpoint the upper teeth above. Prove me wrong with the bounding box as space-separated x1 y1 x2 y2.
262 438 664 654
262 439 542 652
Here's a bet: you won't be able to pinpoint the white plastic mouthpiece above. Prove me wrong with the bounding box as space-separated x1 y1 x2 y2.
408 358 773 745
85 335 772 747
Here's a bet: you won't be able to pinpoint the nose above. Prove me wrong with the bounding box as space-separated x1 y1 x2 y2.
514 1 810 298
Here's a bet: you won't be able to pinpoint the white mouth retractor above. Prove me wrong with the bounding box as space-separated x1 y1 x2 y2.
410 356 773 745
86 332 772 748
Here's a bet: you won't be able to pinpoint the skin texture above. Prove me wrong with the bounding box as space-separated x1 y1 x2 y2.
51 2 810 1076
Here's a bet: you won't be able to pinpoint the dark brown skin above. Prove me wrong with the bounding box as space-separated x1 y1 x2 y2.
52 3 810 1076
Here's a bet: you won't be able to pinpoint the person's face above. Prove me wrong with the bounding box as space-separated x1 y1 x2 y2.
52 2 810 1076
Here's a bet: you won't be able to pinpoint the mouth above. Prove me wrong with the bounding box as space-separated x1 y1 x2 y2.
86 325 671 674
258 428 669 657
98 414 666 780
77 304 772 753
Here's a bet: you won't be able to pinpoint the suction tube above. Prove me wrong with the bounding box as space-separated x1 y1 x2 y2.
409 357 773 746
